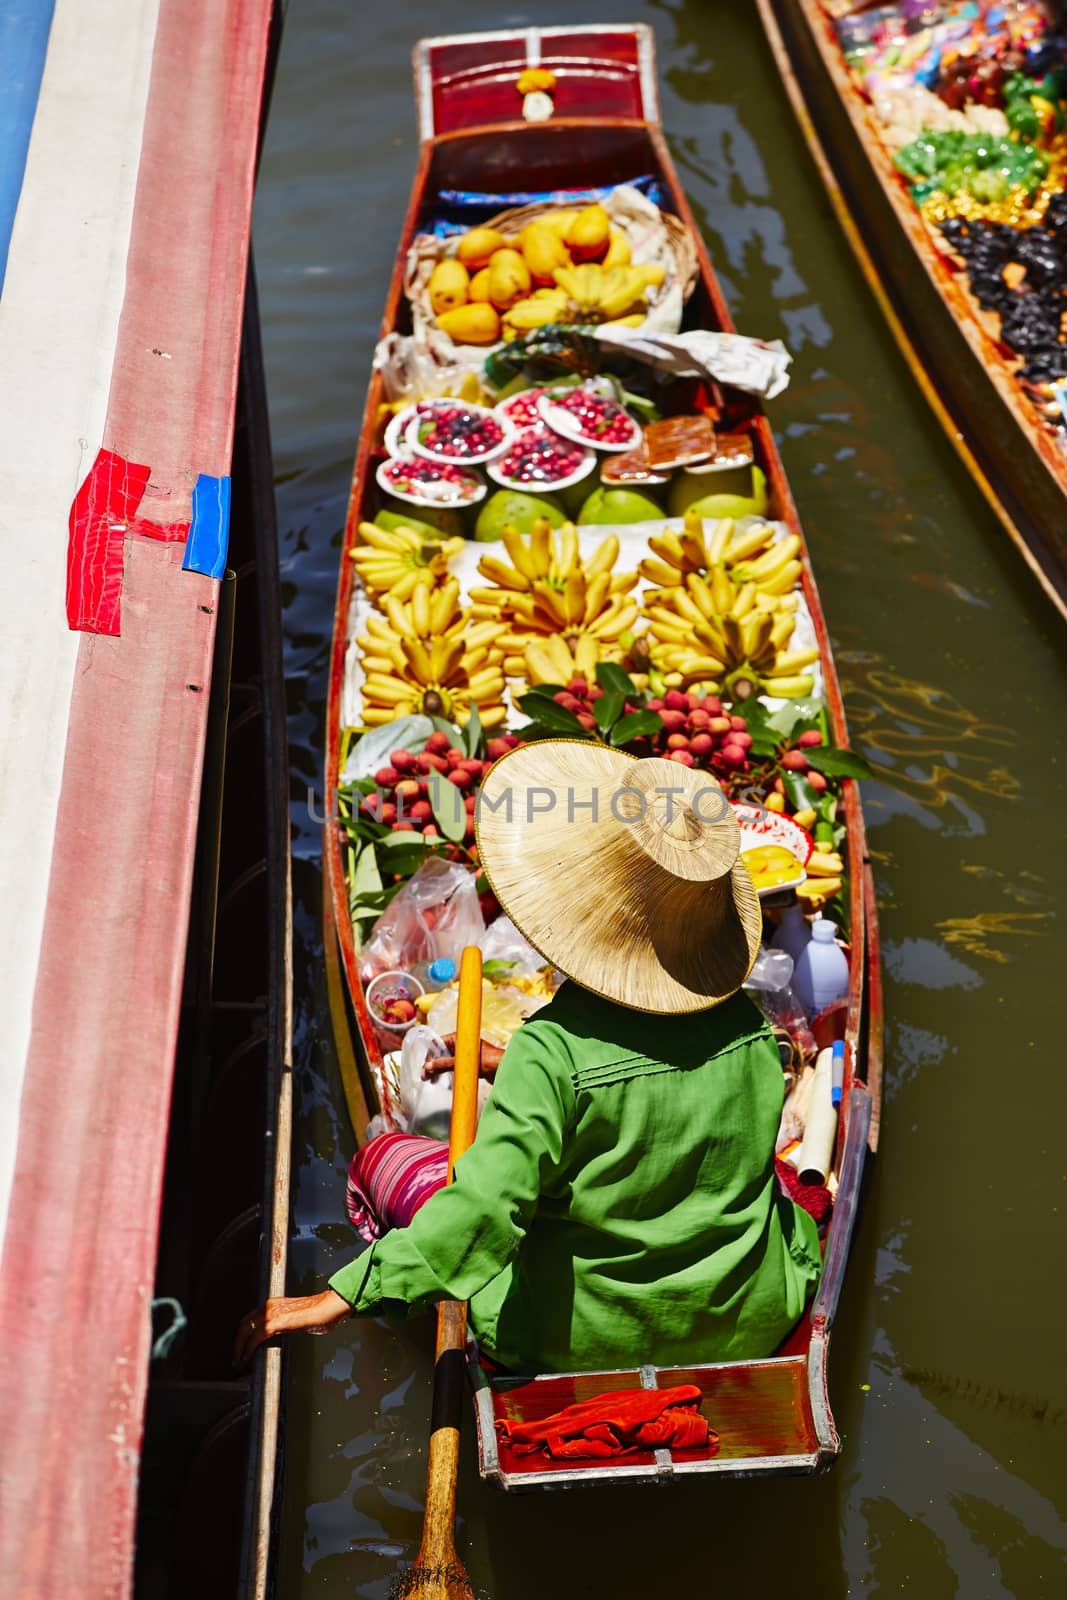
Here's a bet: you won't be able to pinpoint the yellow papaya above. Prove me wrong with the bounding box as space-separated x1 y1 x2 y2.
468 267 493 303
487 247 531 309
435 303 502 345
566 203 611 262
520 221 572 285
602 226 632 269
428 259 470 316
542 209 579 237
456 227 508 269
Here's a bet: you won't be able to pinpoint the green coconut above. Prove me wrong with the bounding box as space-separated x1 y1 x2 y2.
377 502 467 539
473 490 566 542
558 462 601 519
666 465 768 521
576 486 665 525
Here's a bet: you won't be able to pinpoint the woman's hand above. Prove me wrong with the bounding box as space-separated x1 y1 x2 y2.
422 1036 505 1081
233 1288 352 1367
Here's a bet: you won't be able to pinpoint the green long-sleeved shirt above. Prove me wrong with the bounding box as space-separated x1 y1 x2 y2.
329 982 821 1373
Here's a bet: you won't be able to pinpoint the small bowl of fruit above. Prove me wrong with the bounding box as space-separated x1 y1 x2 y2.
495 387 548 432
486 426 596 492
538 383 642 453
365 969 426 1039
376 452 486 508
406 399 514 465
731 803 813 899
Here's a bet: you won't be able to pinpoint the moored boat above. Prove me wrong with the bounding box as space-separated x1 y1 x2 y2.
325 22 882 1488
756 0 1067 619
0 2 288 1592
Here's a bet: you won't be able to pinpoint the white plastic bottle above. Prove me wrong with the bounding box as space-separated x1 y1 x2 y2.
792 918 849 1017
772 899 812 968
411 956 457 992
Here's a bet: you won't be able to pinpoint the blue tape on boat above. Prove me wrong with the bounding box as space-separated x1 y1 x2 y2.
182 473 231 578
0 0 57 297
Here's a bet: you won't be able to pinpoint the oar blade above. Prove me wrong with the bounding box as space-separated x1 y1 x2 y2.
390 1555 476 1599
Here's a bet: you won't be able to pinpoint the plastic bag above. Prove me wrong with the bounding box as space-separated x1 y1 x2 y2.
398 1023 491 1138
424 979 530 1050
479 915 546 979
361 857 486 982
744 945 817 1063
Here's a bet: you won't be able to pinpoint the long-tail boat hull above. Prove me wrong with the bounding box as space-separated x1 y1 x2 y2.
756 0 1067 620
326 23 882 1488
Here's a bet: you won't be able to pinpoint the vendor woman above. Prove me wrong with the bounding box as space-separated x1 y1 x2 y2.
235 741 822 1372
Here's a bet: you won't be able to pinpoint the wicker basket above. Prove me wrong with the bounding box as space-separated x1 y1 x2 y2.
404 186 699 364
482 198 699 304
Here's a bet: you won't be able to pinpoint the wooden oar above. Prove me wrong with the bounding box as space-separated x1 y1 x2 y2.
394 945 482 1600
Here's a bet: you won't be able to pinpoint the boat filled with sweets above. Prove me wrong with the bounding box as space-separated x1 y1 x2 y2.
758 0 1067 616
324 23 882 1488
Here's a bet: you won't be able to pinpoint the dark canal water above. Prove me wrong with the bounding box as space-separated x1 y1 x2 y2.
253 1 1067 1593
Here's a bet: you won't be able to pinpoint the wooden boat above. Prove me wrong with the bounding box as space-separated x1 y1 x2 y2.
0 3 287 1593
325 23 883 1489
756 0 1067 621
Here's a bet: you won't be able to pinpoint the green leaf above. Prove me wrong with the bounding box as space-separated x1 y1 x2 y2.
765 703 805 742
378 829 433 853
516 692 587 735
427 773 467 842
804 746 873 781
782 771 818 812
348 841 383 921
463 702 483 759
482 959 516 980
610 709 662 746
595 661 638 698
593 690 624 731
342 714 433 780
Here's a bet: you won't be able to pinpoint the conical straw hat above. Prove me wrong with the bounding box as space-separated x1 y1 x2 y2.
475 740 762 1013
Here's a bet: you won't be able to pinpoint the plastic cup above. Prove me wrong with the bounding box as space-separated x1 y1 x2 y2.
365 970 426 1040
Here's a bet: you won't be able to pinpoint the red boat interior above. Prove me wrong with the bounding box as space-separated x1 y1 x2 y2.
418 28 655 135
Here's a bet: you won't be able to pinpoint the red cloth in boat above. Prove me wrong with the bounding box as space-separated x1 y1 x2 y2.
496 1384 718 1460
775 1158 834 1229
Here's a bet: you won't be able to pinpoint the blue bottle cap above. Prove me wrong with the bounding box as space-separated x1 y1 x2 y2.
427 957 457 983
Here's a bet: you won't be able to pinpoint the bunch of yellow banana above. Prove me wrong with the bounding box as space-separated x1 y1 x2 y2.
501 287 571 338
356 577 508 728
470 519 638 676
552 262 664 322
522 632 606 687
642 585 819 699
639 509 803 602
350 520 465 605
358 578 505 670
471 520 636 616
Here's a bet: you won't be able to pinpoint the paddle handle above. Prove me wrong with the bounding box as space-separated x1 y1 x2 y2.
413 946 482 1588
446 945 482 1182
